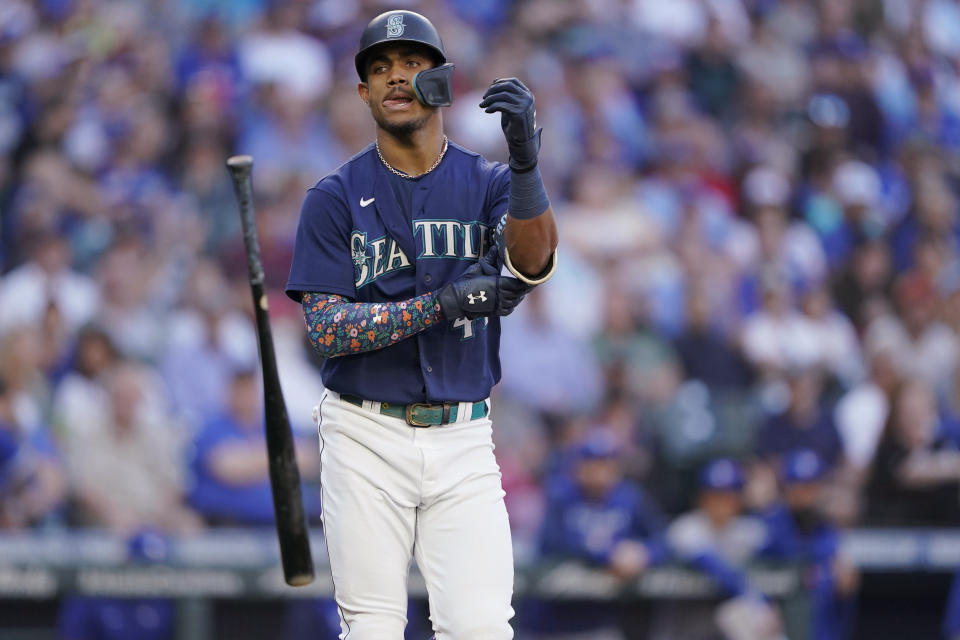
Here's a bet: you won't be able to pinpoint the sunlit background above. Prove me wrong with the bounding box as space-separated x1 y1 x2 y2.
2 0 960 638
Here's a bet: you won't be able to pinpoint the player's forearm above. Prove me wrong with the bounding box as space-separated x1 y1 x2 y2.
504 208 558 276
502 159 558 279
209 443 271 485
691 551 753 597
302 292 442 359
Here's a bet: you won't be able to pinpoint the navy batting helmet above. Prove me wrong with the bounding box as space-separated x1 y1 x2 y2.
355 10 446 81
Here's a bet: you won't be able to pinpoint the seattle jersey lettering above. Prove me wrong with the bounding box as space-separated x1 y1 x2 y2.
352 220 491 288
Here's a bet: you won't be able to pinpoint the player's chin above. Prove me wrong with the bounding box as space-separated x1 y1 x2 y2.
373 108 431 136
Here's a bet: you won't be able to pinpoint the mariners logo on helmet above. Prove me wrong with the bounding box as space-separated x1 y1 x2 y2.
386 14 404 38
355 10 447 80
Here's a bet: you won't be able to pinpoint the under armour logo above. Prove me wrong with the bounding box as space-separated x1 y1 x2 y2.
386 14 404 38
467 291 487 305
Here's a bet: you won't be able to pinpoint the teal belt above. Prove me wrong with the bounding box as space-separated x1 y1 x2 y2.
340 394 488 427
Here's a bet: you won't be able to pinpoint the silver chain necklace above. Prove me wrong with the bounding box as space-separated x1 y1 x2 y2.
376 136 448 178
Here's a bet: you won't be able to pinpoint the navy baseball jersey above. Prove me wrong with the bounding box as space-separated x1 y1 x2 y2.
286 141 510 404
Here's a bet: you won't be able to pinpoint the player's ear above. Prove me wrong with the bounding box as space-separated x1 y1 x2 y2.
358 82 369 105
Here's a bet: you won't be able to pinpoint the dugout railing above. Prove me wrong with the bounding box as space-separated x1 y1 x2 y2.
0 528 956 639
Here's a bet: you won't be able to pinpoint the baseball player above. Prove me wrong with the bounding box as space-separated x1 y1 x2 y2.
758 450 858 640
524 429 667 639
285 9 557 639
655 459 782 640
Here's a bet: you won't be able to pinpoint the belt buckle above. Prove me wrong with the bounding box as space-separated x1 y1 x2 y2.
405 403 434 427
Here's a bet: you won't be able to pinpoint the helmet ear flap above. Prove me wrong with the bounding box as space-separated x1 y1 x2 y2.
413 63 455 107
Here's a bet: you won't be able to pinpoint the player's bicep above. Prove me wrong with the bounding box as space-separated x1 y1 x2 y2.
285 186 357 302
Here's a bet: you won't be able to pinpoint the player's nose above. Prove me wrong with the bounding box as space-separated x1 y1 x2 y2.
386 64 409 86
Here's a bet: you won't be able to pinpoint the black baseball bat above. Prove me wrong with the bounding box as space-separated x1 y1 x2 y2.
226 154 315 587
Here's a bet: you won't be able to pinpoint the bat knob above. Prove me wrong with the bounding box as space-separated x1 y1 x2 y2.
226 155 254 169
287 572 315 587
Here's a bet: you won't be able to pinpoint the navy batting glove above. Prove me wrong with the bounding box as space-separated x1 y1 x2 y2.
479 77 542 172
436 263 528 320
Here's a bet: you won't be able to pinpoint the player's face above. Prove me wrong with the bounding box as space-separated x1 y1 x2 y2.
359 44 436 136
575 457 621 500
785 482 819 511
699 490 741 525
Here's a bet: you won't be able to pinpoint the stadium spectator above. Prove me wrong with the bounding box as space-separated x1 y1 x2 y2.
0 375 66 529
673 284 754 391
187 368 318 526
160 259 258 429
0 325 53 430
500 287 605 427
61 362 201 534
890 170 960 273
0 232 99 335
811 159 886 270
830 238 893 332
594 287 681 408
800 284 863 389
740 165 828 300
175 16 242 105
178 135 242 256
834 342 900 477
755 368 845 472
863 273 959 394
865 380 960 526
523 429 667 639
52 326 119 438
740 269 822 379
93 236 169 363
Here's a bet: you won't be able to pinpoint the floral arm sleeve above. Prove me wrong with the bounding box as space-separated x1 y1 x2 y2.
302 291 443 359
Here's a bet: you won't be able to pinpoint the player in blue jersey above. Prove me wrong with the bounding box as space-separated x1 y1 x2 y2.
522 429 667 639
285 9 557 639
653 458 782 640
758 450 859 640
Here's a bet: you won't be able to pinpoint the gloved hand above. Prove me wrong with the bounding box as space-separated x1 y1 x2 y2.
479 77 542 172
436 259 529 320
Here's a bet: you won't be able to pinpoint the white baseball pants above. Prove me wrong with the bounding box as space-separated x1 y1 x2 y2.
314 391 515 639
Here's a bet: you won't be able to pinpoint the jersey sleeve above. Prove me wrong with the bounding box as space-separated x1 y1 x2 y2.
285 184 356 302
483 161 511 223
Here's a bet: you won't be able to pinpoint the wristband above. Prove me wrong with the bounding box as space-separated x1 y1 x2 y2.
508 164 550 220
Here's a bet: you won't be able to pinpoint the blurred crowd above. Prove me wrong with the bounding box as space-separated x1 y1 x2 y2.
4 0 960 637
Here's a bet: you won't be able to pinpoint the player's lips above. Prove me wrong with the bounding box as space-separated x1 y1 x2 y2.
383 91 415 110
